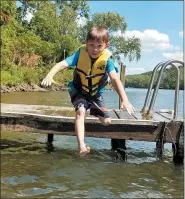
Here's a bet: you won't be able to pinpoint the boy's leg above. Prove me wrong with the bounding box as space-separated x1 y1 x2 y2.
70 91 90 155
98 115 111 126
75 106 90 155
89 95 111 126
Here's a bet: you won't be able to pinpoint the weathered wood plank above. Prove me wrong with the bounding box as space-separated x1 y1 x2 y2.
109 110 119 119
132 111 172 122
114 109 136 120
156 111 174 120
152 112 172 122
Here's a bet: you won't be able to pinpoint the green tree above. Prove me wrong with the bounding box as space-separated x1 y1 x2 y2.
30 2 81 62
30 2 59 43
1 1 19 68
79 12 141 64
16 0 47 24
125 66 184 90
56 0 90 18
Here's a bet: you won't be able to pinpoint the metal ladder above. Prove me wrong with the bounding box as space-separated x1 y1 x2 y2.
141 59 184 120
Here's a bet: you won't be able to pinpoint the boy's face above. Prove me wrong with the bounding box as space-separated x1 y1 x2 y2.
86 39 108 59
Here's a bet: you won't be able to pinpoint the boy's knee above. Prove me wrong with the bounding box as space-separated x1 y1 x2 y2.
76 107 86 118
101 118 111 126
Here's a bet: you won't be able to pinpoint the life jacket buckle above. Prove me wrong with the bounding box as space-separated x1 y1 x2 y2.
86 75 93 79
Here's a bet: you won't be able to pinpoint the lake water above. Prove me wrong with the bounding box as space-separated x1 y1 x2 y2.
1 88 184 198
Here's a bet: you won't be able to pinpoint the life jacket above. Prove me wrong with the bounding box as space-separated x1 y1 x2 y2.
73 46 112 96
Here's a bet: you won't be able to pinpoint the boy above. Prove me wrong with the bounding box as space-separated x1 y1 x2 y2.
41 25 135 156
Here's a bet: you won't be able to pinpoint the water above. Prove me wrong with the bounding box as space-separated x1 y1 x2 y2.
1 88 184 198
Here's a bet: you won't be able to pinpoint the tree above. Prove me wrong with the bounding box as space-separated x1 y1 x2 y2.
30 2 81 62
56 0 90 18
30 2 60 43
17 0 90 23
125 66 184 90
79 12 141 64
1 1 19 68
16 0 47 24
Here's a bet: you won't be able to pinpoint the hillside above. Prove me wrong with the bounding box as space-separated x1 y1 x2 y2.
125 66 184 90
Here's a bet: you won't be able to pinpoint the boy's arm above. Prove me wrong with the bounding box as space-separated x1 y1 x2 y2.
41 60 68 87
109 70 136 115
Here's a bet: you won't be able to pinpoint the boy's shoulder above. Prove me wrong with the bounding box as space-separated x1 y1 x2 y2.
106 57 119 73
65 50 80 67
107 57 115 65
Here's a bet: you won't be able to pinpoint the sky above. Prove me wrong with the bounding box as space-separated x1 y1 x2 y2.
16 1 184 75
87 1 184 75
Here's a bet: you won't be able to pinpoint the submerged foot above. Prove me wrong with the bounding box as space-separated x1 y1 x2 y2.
79 146 90 156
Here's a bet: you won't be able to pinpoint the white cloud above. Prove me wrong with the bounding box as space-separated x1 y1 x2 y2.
179 31 183 38
24 11 88 27
125 67 146 75
24 11 33 22
162 52 183 61
174 46 181 51
76 16 87 27
113 29 173 52
112 30 123 37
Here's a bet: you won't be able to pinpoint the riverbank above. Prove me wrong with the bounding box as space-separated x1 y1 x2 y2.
1 84 115 93
1 84 183 93
1 84 68 93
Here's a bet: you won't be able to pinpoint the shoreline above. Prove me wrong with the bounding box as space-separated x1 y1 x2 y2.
0 84 114 93
1 84 68 93
1 84 183 93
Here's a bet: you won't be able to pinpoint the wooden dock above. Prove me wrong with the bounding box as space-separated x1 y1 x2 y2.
1 103 184 163
0 103 183 141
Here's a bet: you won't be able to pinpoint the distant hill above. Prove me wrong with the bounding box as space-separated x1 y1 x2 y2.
125 66 184 90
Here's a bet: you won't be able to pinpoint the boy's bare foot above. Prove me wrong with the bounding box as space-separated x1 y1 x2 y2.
79 146 90 156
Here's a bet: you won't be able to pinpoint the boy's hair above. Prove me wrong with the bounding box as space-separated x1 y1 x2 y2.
86 25 109 43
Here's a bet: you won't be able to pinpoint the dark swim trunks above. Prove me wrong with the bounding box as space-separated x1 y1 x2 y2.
69 90 110 118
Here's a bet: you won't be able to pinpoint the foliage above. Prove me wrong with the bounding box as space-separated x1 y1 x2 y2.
1 63 75 87
2 1 143 88
54 68 74 87
79 12 141 63
125 66 184 90
91 12 127 32
1 65 40 86
1 1 17 17
55 0 90 18
30 2 59 43
110 36 141 63
29 2 81 62
1 1 19 68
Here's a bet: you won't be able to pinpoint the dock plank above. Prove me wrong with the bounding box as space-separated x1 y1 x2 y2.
132 111 172 122
114 109 136 119
156 111 174 120
109 110 120 119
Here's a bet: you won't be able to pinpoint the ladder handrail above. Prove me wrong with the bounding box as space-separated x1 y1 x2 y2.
146 59 183 120
142 61 166 113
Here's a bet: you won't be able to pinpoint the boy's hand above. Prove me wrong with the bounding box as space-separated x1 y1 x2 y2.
120 100 136 115
41 75 58 87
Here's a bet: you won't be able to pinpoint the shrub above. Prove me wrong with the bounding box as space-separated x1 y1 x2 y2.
1 65 40 86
